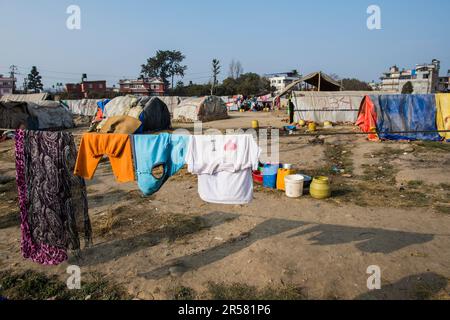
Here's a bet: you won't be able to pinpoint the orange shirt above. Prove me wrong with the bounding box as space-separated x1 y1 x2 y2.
74 133 135 182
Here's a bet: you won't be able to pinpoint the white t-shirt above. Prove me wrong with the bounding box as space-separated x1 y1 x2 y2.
186 135 260 204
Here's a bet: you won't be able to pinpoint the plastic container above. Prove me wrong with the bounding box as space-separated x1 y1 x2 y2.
308 122 317 132
252 120 259 129
277 168 296 191
252 170 263 184
263 164 279 189
285 175 305 198
310 176 331 199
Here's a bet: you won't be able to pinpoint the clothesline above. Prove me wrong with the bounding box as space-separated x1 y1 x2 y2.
1 128 450 137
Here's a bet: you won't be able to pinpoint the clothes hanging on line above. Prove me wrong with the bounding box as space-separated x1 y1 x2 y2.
15 130 92 266
186 134 260 204
74 133 135 182
132 133 190 196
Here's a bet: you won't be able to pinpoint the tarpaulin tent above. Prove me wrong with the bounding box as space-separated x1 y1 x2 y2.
173 96 228 122
99 95 170 133
275 71 342 99
0 93 49 103
357 94 441 141
136 96 171 132
436 93 450 141
61 99 99 116
292 91 374 123
26 101 74 130
157 96 186 115
0 101 38 130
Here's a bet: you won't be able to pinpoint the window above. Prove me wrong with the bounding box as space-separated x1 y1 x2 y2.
98 84 103 89
89 84 93 89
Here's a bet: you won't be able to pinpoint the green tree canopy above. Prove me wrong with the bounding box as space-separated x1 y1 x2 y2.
27 66 43 93
341 78 373 91
401 81 414 94
141 50 187 89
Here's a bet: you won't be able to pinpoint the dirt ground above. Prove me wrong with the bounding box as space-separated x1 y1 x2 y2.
0 112 449 300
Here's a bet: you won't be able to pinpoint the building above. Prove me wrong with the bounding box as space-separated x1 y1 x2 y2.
0 74 14 98
119 78 165 96
266 72 302 95
438 70 449 92
65 80 107 98
380 59 442 94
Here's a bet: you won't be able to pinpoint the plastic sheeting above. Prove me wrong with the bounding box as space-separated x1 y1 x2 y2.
173 96 228 122
356 96 378 141
292 91 369 123
137 97 171 133
99 95 170 133
157 96 185 115
0 102 38 130
369 94 441 141
62 99 99 116
103 95 140 118
0 93 48 103
436 93 450 141
26 101 74 129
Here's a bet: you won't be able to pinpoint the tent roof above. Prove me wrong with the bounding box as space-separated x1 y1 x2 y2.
0 93 49 103
276 71 342 98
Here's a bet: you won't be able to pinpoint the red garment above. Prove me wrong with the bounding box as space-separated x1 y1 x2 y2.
356 96 378 141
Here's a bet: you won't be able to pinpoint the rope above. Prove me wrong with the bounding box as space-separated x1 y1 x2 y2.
1 128 449 137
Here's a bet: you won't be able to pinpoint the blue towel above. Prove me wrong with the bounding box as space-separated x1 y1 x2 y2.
132 133 190 196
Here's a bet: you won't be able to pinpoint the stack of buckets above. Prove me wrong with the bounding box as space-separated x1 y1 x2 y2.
262 164 305 198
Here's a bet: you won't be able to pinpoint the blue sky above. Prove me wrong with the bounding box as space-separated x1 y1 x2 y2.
1 0 449 88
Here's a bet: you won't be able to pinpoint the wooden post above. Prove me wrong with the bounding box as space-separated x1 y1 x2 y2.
318 72 321 92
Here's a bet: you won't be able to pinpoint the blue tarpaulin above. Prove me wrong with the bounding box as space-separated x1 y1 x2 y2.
369 94 441 141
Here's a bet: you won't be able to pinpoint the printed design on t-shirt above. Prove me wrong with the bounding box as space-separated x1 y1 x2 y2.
210 137 217 152
224 140 237 151
224 138 238 164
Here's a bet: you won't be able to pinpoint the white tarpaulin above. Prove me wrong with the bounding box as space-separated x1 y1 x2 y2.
157 96 186 114
0 93 49 103
173 96 228 122
292 91 375 123
62 99 99 116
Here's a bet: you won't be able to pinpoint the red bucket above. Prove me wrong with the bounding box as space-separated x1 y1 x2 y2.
252 170 263 184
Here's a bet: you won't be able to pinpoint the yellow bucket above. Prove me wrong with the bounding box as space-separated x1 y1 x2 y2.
310 176 331 199
308 122 317 132
252 120 259 129
298 119 306 127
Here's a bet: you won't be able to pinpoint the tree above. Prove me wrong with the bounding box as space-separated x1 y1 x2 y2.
228 59 243 79
401 81 414 94
210 59 221 95
141 50 187 89
27 66 43 93
291 69 300 77
341 78 373 91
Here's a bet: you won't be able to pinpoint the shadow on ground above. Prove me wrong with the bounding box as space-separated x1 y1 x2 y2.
289 224 434 254
356 272 448 300
139 218 307 280
70 211 239 267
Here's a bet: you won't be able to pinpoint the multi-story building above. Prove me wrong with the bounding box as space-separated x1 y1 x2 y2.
0 74 14 98
266 72 301 94
438 70 449 92
380 59 442 94
65 80 107 98
119 78 165 96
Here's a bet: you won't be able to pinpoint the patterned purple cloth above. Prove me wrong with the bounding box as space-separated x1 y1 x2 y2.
15 130 92 265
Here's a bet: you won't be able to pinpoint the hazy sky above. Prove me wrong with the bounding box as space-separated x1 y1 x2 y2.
1 0 449 88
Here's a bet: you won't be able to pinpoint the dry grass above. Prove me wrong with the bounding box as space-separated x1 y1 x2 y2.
0 269 129 300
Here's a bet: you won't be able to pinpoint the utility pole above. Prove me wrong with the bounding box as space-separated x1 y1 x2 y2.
9 65 18 94
23 78 28 94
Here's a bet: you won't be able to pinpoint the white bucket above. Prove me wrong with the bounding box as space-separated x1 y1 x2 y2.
285 175 305 198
